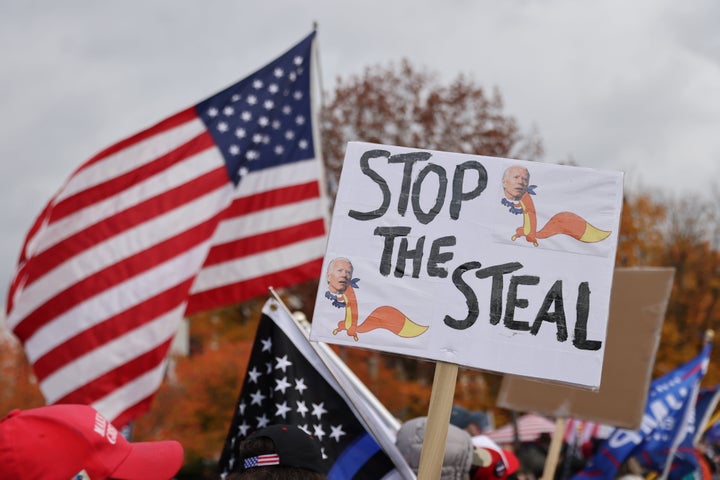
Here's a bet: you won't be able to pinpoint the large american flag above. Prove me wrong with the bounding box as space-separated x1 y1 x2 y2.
5 31 328 427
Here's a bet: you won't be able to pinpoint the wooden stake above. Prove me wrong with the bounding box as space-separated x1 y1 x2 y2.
542 417 567 480
417 361 459 480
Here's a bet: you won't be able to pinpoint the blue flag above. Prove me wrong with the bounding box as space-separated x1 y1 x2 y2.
571 342 711 480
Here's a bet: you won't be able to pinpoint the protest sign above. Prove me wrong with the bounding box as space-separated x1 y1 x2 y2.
497 267 674 429
310 142 624 389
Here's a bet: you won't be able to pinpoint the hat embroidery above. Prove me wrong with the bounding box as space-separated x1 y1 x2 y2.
243 453 281 469
93 412 118 445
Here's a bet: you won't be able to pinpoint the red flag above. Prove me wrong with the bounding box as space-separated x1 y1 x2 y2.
5 31 327 427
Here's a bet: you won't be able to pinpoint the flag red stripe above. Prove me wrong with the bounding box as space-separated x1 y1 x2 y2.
50 132 217 223
54 339 173 404
256 454 281 465
225 180 320 216
185 257 323 315
7 201 54 313
113 399 155 433
204 218 326 266
20 166 229 289
13 211 226 342
31 281 194 380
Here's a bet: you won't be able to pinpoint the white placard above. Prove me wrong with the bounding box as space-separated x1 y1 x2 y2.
309 142 624 388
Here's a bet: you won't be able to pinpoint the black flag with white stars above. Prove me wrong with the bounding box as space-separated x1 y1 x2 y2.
218 299 397 479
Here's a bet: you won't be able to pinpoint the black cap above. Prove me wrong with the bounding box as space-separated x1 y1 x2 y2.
243 425 326 474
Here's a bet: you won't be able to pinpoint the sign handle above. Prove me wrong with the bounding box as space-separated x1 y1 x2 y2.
417 361 459 480
541 416 567 480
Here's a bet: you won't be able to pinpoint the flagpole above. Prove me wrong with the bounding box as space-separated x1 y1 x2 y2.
703 410 720 436
269 288 417 480
694 331 718 446
308 25 332 234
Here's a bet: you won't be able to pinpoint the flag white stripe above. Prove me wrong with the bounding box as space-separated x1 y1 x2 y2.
36 149 225 255
24 243 211 361
191 236 326 292
40 305 184 402
212 198 324 243
233 157 322 198
56 118 206 202
8 183 233 329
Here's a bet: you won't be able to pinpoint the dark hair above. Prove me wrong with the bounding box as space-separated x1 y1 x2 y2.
226 470 326 480
227 436 327 480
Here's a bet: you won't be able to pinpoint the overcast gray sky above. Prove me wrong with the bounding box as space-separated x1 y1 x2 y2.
2 0 720 307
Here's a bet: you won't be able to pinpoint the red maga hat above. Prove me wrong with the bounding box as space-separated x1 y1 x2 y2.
0 404 183 480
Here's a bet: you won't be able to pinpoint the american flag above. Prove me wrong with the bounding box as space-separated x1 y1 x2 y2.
243 454 281 469
5 31 328 427
218 296 414 480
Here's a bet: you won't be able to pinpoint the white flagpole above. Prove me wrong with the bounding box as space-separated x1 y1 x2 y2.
694 334 719 446
658 381 702 480
308 26 332 232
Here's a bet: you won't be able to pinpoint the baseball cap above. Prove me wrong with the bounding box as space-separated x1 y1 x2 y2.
0 404 184 480
242 424 326 473
472 435 520 480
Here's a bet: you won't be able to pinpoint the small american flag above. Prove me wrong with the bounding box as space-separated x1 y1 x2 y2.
5 31 327 427
243 454 281 469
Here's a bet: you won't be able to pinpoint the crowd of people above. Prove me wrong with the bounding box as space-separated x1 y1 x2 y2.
4 403 720 479
0 402 539 480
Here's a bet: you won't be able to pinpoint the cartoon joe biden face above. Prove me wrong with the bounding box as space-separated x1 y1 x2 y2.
502 166 530 201
326 258 353 295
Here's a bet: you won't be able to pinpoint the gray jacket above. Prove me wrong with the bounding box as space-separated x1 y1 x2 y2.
395 417 472 480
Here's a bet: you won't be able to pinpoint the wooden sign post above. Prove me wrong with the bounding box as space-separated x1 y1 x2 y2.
541 417 567 480
417 361 459 479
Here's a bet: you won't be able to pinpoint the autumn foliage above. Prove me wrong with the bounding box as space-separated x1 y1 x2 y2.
616 193 720 381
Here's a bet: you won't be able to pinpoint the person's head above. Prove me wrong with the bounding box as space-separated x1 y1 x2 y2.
326 257 353 294
450 405 489 436
230 424 327 479
0 404 183 480
501 166 530 201
396 416 480 480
